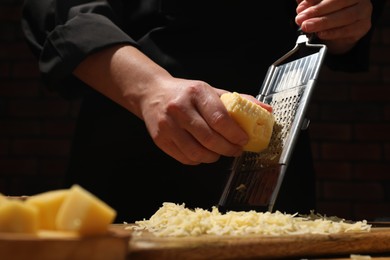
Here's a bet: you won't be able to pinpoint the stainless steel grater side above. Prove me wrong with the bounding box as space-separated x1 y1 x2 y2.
218 31 327 213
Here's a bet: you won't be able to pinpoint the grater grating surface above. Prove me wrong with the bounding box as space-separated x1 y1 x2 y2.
218 33 327 213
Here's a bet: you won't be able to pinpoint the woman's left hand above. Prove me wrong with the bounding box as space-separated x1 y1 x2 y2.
295 0 373 54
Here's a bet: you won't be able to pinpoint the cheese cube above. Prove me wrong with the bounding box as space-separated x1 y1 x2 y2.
221 92 275 153
0 194 7 204
56 185 117 236
0 199 39 233
26 189 69 230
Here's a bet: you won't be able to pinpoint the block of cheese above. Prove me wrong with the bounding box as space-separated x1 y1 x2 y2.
25 189 69 230
56 184 117 236
221 92 275 153
0 194 6 204
0 199 39 233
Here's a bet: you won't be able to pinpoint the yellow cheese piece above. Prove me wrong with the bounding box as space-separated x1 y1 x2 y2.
56 184 117 236
221 92 275 153
25 189 69 230
0 194 7 204
0 199 39 233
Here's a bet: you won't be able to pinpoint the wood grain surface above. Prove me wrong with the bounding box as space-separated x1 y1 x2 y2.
1 225 390 260
0 227 130 260
126 227 390 259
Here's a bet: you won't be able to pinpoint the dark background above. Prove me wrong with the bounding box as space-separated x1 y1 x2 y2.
0 0 389 221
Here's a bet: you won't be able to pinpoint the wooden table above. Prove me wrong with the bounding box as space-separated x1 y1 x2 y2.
1 225 390 259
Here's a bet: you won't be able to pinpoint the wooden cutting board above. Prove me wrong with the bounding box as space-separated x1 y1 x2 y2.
0 227 130 260
126 226 390 259
1 225 390 260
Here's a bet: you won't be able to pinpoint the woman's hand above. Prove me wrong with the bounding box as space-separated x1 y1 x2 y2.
140 78 250 165
74 44 272 165
140 78 273 165
295 0 373 54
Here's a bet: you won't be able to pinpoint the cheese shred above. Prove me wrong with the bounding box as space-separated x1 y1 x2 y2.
126 202 371 237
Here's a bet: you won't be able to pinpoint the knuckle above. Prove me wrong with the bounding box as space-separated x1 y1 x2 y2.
209 110 228 127
155 114 171 131
187 149 204 162
200 131 219 148
186 80 207 96
165 99 188 121
165 99 181 113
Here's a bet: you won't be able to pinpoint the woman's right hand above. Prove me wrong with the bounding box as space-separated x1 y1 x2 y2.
74 44 271 165
140 77 250 165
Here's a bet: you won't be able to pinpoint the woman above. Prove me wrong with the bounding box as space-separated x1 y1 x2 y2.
21 0 384 222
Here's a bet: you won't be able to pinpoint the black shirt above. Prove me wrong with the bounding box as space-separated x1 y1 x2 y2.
21 0 385 222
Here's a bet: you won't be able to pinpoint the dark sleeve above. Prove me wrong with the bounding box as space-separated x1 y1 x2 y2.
21 0 138 98
324 0 386 72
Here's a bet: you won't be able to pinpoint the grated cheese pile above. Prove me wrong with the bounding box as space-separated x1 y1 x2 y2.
127 202 371 237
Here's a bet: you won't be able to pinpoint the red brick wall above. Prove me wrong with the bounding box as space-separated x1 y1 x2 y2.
1 0 389 221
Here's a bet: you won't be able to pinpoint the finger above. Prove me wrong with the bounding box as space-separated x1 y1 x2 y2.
158 138 201 165
172 101 245 158
192 91 250 150
182 113 244 158
304 0 358 16
162 92 244 159
296 0 359 25
300 3 371 35
316 18 371 41
296 0 322 14
240 94 273 113
169 129 221 164
154 116 221 164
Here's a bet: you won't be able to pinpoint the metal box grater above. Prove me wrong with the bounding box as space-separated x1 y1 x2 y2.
218 32 327 212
